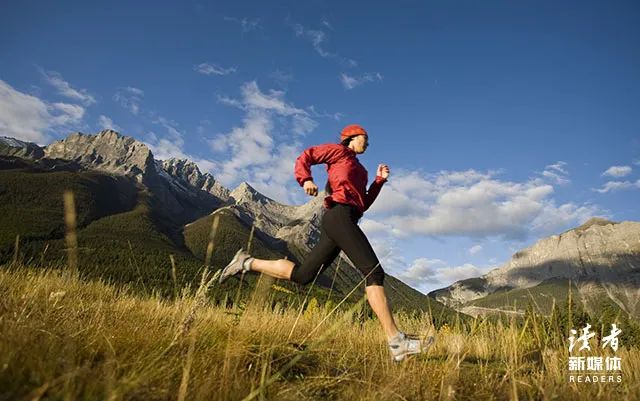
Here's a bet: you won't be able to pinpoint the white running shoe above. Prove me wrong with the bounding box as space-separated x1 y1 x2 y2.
218 248 252 283
388 332 435 362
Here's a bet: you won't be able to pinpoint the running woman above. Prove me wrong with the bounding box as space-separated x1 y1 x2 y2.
219 124 431 361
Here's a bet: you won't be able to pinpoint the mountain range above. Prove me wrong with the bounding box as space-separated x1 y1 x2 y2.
0 130 443 318
3 130 639 322
430 217 640 319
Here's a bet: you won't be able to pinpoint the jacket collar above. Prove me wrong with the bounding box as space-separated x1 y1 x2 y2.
342 144 357 157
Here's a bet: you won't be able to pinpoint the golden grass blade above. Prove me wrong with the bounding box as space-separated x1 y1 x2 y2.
205 214 220 268
63 190 78 272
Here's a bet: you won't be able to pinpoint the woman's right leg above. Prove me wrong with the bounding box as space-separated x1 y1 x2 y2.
248 228 340 285
250 258 295 280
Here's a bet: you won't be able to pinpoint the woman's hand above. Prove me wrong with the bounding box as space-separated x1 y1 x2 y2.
377 164 390 179
303 180 318 196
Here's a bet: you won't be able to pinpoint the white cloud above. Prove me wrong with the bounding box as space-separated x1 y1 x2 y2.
97 115 121 132
269 70 295 88
194 63 236 76
49 102 85 126
210 80 317 203
144 117 219 179
148 117 189 160
340 72 383 90
594 180 640 193
196 119 211 135
360 218 393 236
541 161 570 185
436 263 486 284
366 168 600 241
307 105 343 121
207 134 229 152
240 82 308 117
224 16 261 32
397 258 446 285
40 69 96 105
291 114 318 136
366 233 496 291
293 24 331 57
469 245 483 255
0 79 85 144
367 237 408 276
125 86 144 96
113 87 144 115
210 110 274 173
530 202 597 235
602 165 632 178
251 142 303 202
291 22 357 67
396 258 490 289
217 95 244 110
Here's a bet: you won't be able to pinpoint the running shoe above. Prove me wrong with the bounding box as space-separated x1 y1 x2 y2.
388 332 435 362
219 248 252 283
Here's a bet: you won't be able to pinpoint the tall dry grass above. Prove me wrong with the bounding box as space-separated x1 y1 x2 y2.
2 190 639 400
1 266 639 401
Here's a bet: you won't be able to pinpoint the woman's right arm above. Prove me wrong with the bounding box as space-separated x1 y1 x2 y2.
294 144 344 188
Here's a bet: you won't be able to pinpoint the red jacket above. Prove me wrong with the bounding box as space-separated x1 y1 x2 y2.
294 143 387 214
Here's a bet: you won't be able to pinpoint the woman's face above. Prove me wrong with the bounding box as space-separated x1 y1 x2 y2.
350 134 369 154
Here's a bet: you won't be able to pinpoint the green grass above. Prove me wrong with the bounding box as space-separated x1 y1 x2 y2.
468 278 579 313
0 167 136 253
465 278 640 335
184 208 288 271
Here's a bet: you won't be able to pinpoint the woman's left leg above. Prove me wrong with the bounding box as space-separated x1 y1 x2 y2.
365 284 400 339
321 205 399 339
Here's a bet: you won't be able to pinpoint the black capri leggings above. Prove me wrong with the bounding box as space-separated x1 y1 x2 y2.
290 203 385 287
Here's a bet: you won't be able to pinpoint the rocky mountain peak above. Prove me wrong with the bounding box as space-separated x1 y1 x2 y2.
160 157 230 201
44 130 155 180
573 217 617 235
431 219 640 308
162 158 204 186
225 182 326 252
0 136 45 159
230 182 270 205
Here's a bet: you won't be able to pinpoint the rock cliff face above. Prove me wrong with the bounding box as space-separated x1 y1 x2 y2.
228 182 324 251
161 158 230 201
44 130 156 180
37 130 231 225
3 130 325 253
0 136 45 159
430 218 640 307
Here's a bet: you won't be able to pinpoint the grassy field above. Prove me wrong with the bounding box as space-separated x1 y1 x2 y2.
2 185 639 400
2 265 640 401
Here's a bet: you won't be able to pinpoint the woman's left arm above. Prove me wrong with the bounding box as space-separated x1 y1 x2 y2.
364 164 389 210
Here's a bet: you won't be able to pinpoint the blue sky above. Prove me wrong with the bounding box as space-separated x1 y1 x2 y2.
1 0 639 293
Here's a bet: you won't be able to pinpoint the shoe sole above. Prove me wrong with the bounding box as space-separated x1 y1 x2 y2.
219 249 244 283
392 335 435 362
